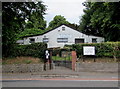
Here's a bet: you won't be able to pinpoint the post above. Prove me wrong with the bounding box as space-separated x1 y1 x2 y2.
44 50 50 71
72 51 77 71
49 50 52 70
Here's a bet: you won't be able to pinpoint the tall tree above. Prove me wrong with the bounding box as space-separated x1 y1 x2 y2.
2 2 46 57
47 15 70 30
25 11 47 30
79 2 94 35
79 2 120 41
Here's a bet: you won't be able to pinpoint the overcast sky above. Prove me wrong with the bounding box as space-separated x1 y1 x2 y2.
43 0 86 26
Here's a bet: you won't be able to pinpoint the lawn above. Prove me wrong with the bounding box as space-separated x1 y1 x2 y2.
52 56 72 61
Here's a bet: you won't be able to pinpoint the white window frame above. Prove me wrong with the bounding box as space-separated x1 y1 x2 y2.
57 38 68 43
43 38 49 43
62 27 65 31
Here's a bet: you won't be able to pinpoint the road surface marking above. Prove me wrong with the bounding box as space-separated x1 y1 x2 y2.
1 78 120 81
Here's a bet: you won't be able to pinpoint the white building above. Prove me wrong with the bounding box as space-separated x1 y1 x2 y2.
22 24 104 48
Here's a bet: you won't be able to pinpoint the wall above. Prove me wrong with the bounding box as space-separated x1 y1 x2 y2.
23 35 42 44
75 63 118 73
2 63 55 73
23 25 104 48
41 25 104 48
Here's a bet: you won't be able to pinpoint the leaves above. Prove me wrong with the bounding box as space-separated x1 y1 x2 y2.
79 2 120 41
18 28 45 38
2 2 47 57
47 15 70 30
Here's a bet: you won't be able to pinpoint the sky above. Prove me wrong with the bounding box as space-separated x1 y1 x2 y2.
43 0 86 26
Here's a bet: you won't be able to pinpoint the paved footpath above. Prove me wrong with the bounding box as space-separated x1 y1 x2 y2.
2 66 119 87
2 66 118 80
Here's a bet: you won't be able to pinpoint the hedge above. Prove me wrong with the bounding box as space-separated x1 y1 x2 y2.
52 48 71 57
65 42 120 58
9 42 47 59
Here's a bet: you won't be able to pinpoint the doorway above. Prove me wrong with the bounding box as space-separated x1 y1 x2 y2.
75 38 84 44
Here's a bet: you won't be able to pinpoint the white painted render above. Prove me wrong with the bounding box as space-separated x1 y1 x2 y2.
23 25 104 48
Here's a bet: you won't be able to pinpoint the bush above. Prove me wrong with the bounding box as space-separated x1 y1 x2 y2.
10 42 47 59
52 49 61 56
65 42 120 58
52 48 71 57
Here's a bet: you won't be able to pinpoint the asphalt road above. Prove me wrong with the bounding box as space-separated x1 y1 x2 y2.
2 79 118 87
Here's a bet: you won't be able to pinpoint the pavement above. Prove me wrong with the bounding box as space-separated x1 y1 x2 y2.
2 66 118 80
2 66 119 87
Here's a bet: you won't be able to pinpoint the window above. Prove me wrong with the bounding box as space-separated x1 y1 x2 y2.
43 38 49 43
57 38 68 43
75 39 84 44
62 27 65 31
29 38 35 43
92 38 97 43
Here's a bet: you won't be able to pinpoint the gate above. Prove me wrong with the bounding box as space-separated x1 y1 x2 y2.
52 48 72 69
44 48 77 71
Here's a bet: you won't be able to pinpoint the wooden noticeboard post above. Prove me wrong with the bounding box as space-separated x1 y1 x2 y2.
83 46 96 62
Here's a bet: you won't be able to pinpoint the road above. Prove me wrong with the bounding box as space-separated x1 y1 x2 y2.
2 78 119 87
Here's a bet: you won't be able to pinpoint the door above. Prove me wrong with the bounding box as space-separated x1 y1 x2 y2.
75 38 84 44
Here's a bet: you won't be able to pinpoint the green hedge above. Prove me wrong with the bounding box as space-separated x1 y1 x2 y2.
52 48 71 57
11 42 47 59
65 42 120 58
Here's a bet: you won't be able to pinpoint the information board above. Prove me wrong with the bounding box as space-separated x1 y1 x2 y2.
83 46 95 55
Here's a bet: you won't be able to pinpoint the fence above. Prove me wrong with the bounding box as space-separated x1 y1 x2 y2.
53 60 72 69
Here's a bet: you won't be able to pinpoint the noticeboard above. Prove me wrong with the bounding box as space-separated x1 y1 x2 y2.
83 46 95 55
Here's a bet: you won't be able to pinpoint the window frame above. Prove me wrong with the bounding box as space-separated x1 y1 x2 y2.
62 27 65 31
29 38 35 43
92 38 97 43
57 38 68 43
43 38 49 43
75 38 84 44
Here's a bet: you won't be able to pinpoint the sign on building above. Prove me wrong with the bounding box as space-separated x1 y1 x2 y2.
83 46 95 55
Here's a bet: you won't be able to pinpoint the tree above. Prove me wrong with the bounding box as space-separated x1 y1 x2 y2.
2 2 46 57
47 15 70 30
25 11 47 30
79 2 120 41
18 28 45 38
79 2 94 35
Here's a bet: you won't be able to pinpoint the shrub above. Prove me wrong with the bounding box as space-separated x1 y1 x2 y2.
9 42 47 59
52 49 61 56
64 42 120 58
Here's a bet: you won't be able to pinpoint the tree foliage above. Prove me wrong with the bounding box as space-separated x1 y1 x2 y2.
2 2 46 57
79 2 120 41
18 28 45 38
47 15 70 30
25 11 47 30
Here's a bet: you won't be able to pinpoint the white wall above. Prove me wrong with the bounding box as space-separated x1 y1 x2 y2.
23 25 104 48
23 35 42 44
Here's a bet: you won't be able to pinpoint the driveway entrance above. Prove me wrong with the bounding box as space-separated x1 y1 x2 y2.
52 49 72 69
